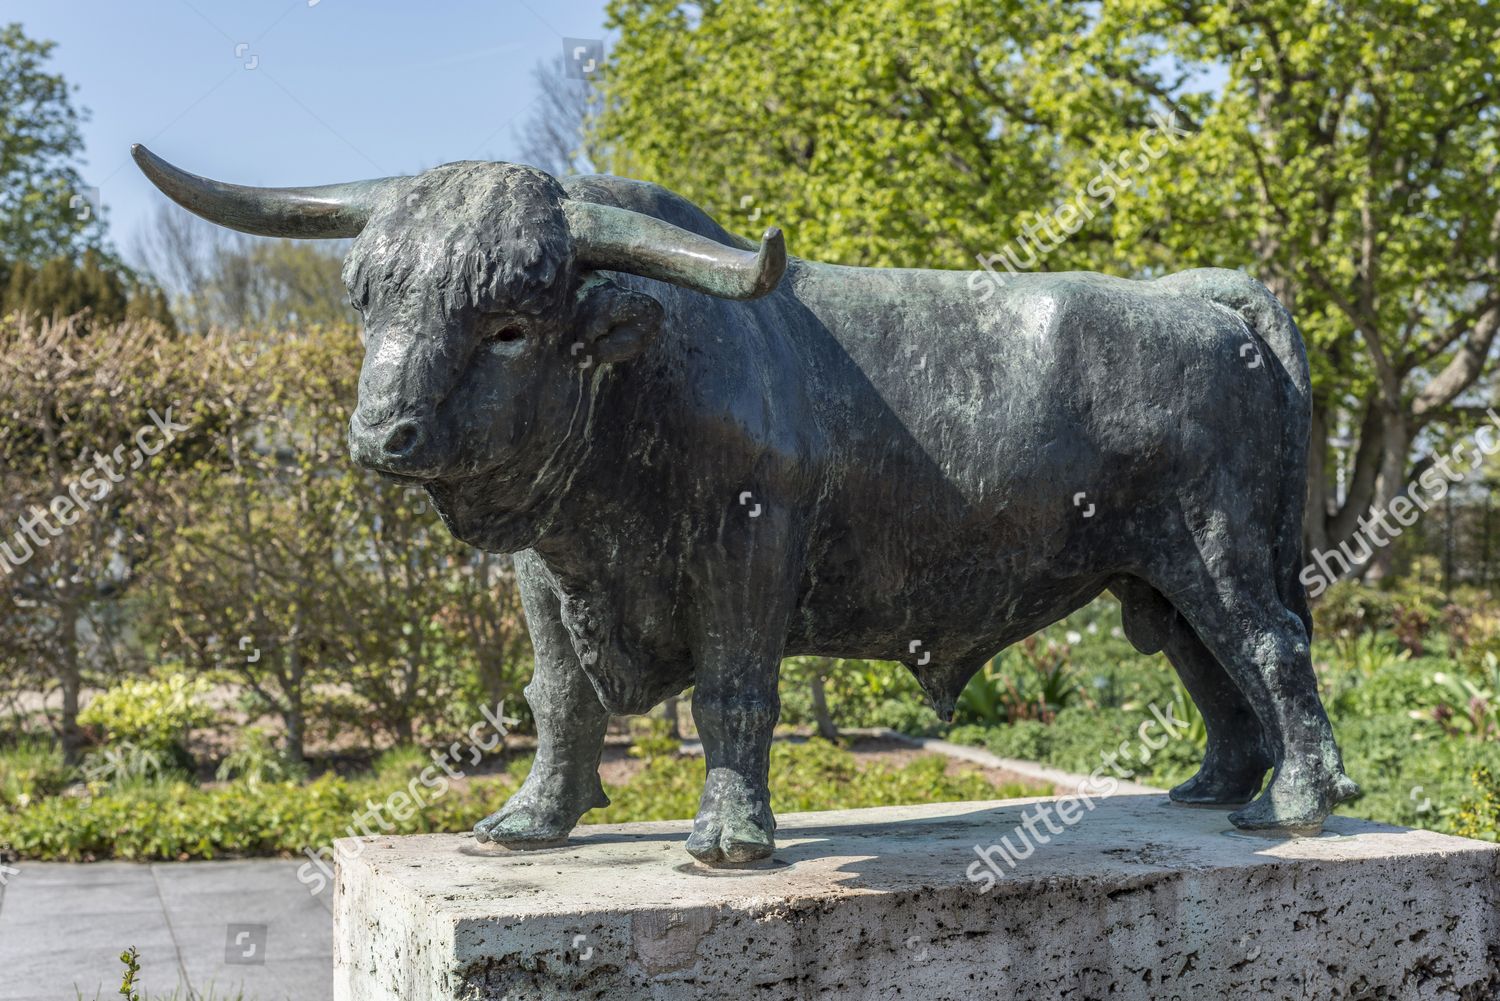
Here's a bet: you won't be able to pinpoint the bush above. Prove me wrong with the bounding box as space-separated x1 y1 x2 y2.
951 703 1206 791
778 658 940 735
0 765 523 862
214 729 306 785
1455 767 1500 842
78 673 215 759
0 737 75 808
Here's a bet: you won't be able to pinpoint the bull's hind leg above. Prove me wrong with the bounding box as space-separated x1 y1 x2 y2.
474 557 609 846
1151 568 1357 832
1112 578 1272 805
1159 616 1273 805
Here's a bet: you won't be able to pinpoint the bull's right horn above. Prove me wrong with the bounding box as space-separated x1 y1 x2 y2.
564 200 787 301
132 144 404 239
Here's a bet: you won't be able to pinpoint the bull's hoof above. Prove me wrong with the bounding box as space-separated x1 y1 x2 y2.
473 782 608 846
686 779 776 866
1228 765 1359 834
686 813 775 865
1169 755 1270 807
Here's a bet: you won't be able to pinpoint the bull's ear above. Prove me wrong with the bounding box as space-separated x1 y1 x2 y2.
578 280 664 365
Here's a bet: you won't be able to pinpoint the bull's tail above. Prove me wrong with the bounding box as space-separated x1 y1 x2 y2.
1154 268 1313 637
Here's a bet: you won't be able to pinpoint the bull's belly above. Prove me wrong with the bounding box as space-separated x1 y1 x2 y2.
783 546 1108 666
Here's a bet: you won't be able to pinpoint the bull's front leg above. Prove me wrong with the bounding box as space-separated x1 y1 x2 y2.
474 558 609 845
684 516 802 866
687 652 781 864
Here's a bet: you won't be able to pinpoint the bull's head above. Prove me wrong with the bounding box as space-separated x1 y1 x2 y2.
132 146 785 550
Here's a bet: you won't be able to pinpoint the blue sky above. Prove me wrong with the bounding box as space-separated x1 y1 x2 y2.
9 0 610 259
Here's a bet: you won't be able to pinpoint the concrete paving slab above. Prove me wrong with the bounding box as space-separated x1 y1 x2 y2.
0 860 331 1001
153 861 332 997
0 863 179 1001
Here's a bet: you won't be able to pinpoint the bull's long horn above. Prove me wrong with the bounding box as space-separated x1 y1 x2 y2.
563 201 786 301
131 144 402 239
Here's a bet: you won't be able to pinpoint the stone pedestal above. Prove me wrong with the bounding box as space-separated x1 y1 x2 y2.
333 793 1500 1000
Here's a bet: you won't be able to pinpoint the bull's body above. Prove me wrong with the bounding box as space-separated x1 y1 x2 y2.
488 177 1297 717
134 152 1356 866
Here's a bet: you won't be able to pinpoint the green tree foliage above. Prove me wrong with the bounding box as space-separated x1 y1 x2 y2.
0 23 102 266
1088 1 1500 575
597 0 1139 268
594 0 1500 575
0 25 174 330
1 249 175 329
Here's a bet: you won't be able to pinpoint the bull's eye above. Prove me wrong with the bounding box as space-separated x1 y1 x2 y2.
479 317 526 347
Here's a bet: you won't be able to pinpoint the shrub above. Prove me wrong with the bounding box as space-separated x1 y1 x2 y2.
0 739 1035 861
955 637 1090 726
1454 767 1500 842
214 729 306 786
951 702 1205 792
0 737 75 808
78 673 215 759
0 766 522 862
779 658 939 734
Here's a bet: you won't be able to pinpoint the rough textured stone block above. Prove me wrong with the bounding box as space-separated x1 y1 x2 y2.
333 794 1500 1000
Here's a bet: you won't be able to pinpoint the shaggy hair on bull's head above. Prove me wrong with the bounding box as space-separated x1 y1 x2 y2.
342 161 577 322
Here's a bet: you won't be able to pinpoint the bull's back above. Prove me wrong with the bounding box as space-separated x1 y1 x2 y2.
784 266 1293 658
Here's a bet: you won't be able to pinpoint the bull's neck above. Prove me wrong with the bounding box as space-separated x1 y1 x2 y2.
528 344 688 580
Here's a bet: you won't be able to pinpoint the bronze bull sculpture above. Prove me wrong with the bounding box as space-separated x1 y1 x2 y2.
134 146 1356 866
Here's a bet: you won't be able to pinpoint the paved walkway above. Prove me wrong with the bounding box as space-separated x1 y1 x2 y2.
0 859 332 1001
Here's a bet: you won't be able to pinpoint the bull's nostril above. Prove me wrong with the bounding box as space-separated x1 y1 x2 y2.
382 420 422 457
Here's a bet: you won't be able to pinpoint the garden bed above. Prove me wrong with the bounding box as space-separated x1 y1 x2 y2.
0 735 1047 863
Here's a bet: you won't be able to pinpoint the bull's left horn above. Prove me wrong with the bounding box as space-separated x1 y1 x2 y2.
131 144 403 239
563 201 787 301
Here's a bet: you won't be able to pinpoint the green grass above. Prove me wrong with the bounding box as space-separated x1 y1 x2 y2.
595 738 1040 824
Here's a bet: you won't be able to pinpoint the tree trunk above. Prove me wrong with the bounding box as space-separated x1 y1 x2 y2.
284 611 307 763
810 669 838 742
660 696 682 740
1304 399 1332 560
284 701 306 765
1361 408 1411 583
58 599 84 766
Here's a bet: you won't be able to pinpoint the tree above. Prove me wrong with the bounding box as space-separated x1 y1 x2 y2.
594 0 1147 267
133 206 353 334
0 23 104 266
594 0 1500 580
1086 0 1500 579
2 249 175 330
0 315 237 762
147 326 531 759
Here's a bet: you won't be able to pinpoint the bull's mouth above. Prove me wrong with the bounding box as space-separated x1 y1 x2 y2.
368 466 441 486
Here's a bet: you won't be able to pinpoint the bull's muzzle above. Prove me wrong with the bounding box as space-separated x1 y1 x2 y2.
348 412 446 479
